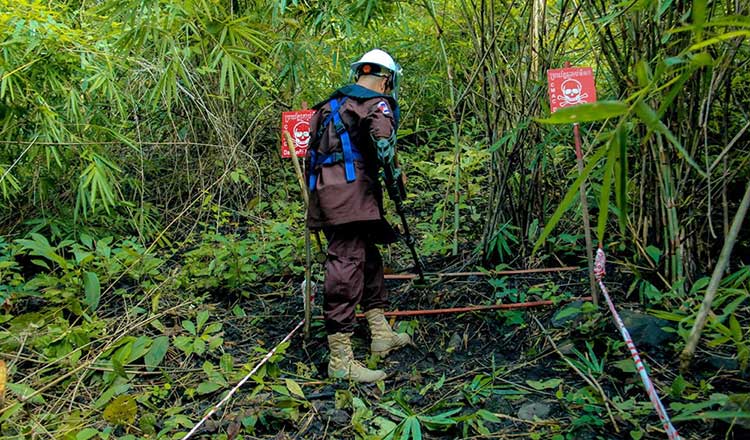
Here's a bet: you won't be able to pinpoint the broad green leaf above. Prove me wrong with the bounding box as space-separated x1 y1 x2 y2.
127 336 151 363
526 378 562 390
196 381 223 394
103 395 137 425
182 320 196 336
94 383 130 408
612 358 636 373
729 315 742 341
145 336 169 371
646 245 662 264
409 417 423 440
554 305 581 321
76 428 100 440
0 402 22 422
220 353 234 375
7 382 45 404
285 378 305 399
196 310 209 332
193 338 206 355
476 409 502 422
112 357 128 379
536 101 629 124
204 322 222 335
399 416 414 440
372 415 398 439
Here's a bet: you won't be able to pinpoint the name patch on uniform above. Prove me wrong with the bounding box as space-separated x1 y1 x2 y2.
377 101 391 115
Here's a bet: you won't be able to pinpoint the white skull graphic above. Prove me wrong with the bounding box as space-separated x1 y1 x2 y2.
557 78 589 107
293 121 310 148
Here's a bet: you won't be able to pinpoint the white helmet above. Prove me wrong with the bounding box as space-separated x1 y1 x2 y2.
351 49 402 98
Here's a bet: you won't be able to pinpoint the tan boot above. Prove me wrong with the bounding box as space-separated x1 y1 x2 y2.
365 308 412 357
327 333 386 383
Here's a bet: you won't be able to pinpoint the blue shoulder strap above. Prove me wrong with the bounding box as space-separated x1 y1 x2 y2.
329 98 357 183
308 97 362 191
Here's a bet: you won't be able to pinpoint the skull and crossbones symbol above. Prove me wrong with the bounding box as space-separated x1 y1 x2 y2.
293 121 310 148
557 78 589 107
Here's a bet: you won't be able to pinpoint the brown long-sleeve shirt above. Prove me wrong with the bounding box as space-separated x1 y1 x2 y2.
306 85 398 241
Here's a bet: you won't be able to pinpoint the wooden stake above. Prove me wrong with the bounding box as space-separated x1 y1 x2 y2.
573 123 599 305
284 130 312 339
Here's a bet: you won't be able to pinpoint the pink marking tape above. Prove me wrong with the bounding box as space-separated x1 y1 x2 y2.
595 248 681 440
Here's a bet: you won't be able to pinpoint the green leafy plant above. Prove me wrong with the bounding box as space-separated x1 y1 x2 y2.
173 310 223 357
568 342 605 377
380 391 460 440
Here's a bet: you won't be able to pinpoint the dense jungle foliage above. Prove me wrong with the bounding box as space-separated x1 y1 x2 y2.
1 0 749 439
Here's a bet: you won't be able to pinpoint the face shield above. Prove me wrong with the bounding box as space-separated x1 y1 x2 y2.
388 64 402 101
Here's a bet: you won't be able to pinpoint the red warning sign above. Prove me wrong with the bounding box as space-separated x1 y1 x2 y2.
281 110 315 158
547 67 597 113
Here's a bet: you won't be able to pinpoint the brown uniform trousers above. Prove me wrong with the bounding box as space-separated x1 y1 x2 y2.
323 223 388 334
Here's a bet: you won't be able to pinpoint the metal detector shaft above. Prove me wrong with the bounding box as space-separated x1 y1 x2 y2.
382 152 425 282
394 200 424 282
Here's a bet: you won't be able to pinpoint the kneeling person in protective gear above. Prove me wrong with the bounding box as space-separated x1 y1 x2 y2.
306 49 411 383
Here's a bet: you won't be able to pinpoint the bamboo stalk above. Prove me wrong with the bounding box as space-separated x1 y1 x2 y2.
680 180 750 371
657 134 684 294
424 0 463 256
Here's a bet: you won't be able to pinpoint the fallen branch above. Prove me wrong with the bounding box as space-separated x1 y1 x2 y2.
680 180 750 371
533 316 620 433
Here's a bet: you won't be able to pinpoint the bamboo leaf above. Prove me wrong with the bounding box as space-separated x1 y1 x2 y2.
729 315 742 341
536 101 629 124
692 0 707 41
144 336 169 371
399 417 413 440
533 145 609 253
410 417 422 440
672 410 750 422
689 30 750 51
634 100 707 177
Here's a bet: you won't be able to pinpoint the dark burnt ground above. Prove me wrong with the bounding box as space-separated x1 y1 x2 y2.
184 266 750 440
